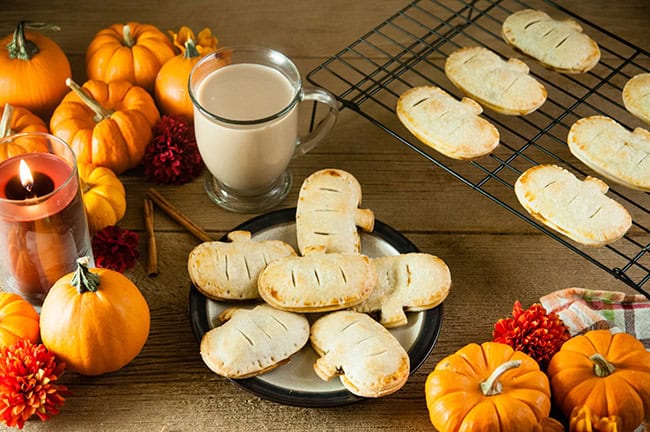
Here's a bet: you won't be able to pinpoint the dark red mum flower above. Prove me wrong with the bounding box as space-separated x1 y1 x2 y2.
92 225 139 273
0 339 70 429
493 300 570 370
144 114 203 185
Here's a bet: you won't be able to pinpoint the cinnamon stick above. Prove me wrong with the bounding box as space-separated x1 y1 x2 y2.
143 197 158 277
146 188 212 243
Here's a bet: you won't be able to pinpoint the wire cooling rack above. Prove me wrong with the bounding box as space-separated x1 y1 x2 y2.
307 0 650 297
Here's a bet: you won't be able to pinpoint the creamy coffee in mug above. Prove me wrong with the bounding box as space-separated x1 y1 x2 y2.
189 46 339 213
194 63 297 193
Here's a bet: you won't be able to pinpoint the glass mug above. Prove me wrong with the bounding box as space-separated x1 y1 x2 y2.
189 46 339 213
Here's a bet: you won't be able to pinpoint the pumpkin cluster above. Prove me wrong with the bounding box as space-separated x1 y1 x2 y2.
0 20 216 238
424 302 650 432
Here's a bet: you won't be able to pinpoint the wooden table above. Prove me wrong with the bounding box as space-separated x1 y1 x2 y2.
1 1 648 430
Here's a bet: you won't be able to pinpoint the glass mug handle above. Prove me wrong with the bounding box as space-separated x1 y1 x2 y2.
294 87 339 158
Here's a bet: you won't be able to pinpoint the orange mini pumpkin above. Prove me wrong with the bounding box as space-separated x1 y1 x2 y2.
425 341 551 432
86 22 175 93
0 21 71 120
77 162 126 235
50 78 160 174
0 292 40 348
548 329 650 432
0 103 49 161
154 26 218 119
40 258 150 376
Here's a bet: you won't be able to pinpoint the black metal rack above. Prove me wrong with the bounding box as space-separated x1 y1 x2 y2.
307 0 650 297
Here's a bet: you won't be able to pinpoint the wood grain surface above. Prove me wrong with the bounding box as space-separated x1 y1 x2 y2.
0 1 648 430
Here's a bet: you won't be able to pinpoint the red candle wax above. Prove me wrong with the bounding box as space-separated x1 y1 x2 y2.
0 148 92 306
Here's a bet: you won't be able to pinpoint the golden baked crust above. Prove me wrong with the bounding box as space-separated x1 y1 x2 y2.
257 249 377 313
351 253 451 328
445 46 547 115
188 230 296 301
396 86 500 160
514 164 632 247
568 115 650 191
296 168 374 256
502 9 600 74
200 304 309 379
623 73 650 125
310 311 409 398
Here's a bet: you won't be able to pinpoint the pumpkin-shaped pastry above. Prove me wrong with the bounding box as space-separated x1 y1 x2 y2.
0 292 40 348
40 257 150 376
547 329 650 432
77 162 126 235
50 79 160 174
155 26 218 120
425 341 551 432
0 21 71 119
0 104 49 161
86 22 175 93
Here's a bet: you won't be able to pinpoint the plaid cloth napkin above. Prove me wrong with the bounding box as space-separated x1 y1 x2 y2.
540 287 650 350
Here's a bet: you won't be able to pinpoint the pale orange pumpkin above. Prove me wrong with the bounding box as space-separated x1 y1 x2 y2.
548 329 650 432
425 341 552 432
0 21 71 120
0 104 49 161
77 162 126 235
86 22 175 93
0 292 40 348
154 26 218 119
49 78 160 174
40 258 150 376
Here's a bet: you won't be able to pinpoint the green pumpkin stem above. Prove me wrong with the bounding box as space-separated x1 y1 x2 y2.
71 257 100 293
0 103 13 137
184 39 200 58
6 21 61 60
65 78 114 122
479 360 522 396
122 24 135 47
590 353 615 377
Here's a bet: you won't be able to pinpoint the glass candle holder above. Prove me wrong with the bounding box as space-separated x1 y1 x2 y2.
0 132 93 306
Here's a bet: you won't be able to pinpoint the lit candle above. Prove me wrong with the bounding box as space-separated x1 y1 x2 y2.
0 133 93 306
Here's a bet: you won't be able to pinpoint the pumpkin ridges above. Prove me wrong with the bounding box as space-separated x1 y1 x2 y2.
40 265 150 376
493 395 542 430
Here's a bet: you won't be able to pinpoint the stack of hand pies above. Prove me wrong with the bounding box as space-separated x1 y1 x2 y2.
189 169 452 398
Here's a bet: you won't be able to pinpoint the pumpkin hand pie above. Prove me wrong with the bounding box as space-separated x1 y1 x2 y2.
296 168 375 255
310 311 410 398
396 86 500 160
257 247 377 313
188 230 296 301
200 304 309 379
351 253 451 328
502 9 600 74
514 164 632 247
445 46 547 115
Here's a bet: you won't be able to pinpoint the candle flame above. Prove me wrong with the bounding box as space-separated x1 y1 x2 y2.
19 159 34 193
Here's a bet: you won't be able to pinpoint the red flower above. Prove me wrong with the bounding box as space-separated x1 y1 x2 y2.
144 114 203 185
493 300 570 369
0 340 70 429
92 225 139 273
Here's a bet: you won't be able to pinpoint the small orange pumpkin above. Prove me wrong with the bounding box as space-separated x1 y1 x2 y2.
77 162 126 235
0 21 71 120
548 329 650 432
154 26 218 119
425 341 551 432
0 104 49 161
39 257 150 376
0 292 40 348
50 78 160 174
86 22 175 93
